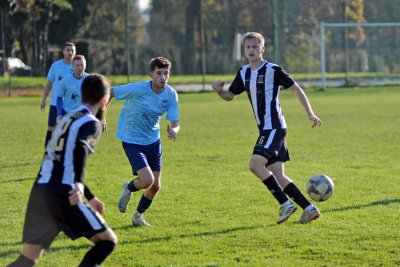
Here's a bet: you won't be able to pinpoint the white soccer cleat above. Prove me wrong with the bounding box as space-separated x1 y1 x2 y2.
132 211 152 227
118 182 132 213
299 206 320 224
276 202 297 224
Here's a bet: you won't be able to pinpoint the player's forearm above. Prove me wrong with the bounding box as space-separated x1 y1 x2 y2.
42 82 52 101
291 83 315 117
217 89 235 101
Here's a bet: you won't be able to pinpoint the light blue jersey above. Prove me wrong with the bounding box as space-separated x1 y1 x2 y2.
47 59 73 106
57 72 89 112
114 81 179 145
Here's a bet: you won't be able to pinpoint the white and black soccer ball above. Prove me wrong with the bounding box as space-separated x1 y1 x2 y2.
306 174 334 202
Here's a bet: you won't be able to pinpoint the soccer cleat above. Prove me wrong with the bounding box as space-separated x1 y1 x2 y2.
132 211 152 227
299 207 321 224
276 202 297 224
118 182 132 213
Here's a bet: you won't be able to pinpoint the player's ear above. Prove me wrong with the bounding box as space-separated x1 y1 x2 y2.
99 95 107 105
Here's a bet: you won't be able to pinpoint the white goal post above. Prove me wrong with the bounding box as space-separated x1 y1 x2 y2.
320 22 400 89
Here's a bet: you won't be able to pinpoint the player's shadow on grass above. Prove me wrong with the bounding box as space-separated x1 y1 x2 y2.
0 241 29 258
119 224 272 245
324 198 400 212
0 177 35 184
0 241 91 258
1 162 36 170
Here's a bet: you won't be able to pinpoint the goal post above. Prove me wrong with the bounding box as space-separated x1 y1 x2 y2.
320 22 400 90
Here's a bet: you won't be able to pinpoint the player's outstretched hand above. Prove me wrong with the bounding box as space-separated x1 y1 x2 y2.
40 100 46 112
89 197 105 215
68 183 84 206
167 124 178 141
309 114 322 128
102 121 107 132
212 81 225 92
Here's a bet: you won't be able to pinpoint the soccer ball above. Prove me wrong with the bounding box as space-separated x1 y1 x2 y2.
306 174 334 202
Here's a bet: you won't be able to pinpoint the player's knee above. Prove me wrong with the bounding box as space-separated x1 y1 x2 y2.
149 182 160 195
47 126 54 132
107 230 118 245
96 228 118 244
249 160 262 174
141 178 154 189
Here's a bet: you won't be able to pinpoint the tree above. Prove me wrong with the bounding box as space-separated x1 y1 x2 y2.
1 0 77 75
76 0 145 75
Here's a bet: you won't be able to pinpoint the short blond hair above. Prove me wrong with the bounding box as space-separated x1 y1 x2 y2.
242 32 265 47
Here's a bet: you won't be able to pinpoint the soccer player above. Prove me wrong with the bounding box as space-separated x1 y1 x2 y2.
56 55 89 122
104 57 180 227
211 32 322 224
40 42 76 147
8 74 117 267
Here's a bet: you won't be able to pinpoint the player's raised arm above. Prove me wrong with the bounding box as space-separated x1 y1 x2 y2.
212 81 235 101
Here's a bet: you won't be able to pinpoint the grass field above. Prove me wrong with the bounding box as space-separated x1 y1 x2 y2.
1 86 399 266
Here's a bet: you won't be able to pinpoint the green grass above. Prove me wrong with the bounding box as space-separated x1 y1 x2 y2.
1 86 400 266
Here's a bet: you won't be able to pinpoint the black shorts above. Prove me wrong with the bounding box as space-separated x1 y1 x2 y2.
253 128 290 166
22 183 108 248
47 105 57 127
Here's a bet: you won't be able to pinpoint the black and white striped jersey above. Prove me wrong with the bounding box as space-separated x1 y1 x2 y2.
37 105 101 185
229 61 295 131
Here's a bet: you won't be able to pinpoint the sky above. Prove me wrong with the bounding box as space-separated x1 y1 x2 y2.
138 0 150 10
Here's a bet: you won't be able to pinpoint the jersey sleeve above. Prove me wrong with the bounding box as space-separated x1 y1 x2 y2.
47 62 56 82
228 69 246 95
73 121 102 183
166 90 179 121
273 66 295 89
113 83 137 100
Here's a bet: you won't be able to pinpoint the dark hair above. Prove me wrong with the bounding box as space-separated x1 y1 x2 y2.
81 74 110 105
63 42 76 49
149 57 171 71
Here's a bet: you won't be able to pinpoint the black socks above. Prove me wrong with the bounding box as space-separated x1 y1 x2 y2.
79 240 116 267
137 195 153 214
284 182 311 210
262 175 288 204
8 254 35 267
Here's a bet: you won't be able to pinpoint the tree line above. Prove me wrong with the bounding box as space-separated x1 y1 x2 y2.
1 0 399 76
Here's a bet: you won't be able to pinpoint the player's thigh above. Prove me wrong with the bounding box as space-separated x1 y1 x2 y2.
253 129 286 157
145 140 162 172
122 142 150 175
137 166 155 185
23 185 60 249
248 154 272 180
60 202 109 241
